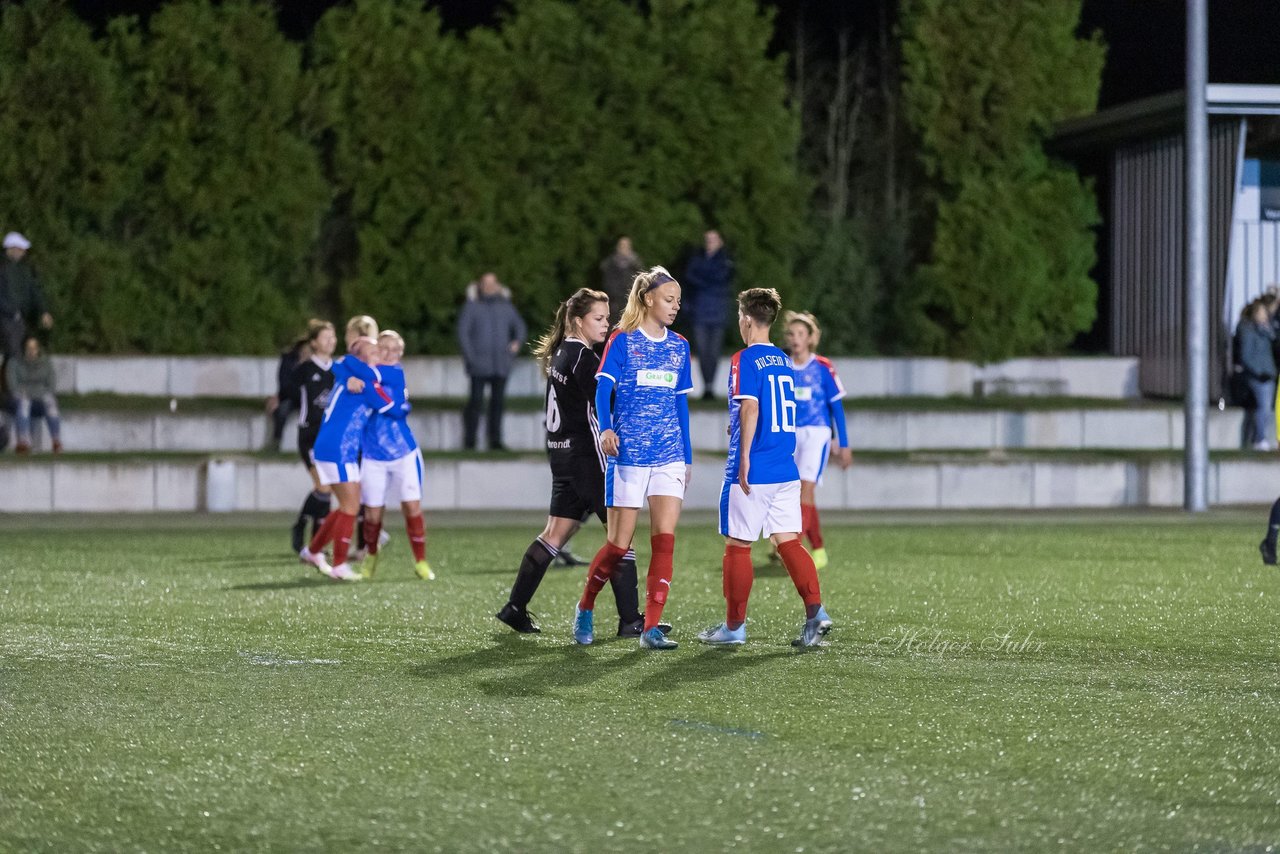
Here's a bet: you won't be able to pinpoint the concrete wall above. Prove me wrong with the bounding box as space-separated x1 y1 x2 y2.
2 454 1274 513
40 405 1250 453
50 355 1141 400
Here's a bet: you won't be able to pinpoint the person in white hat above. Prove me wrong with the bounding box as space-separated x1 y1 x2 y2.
0 232 53 359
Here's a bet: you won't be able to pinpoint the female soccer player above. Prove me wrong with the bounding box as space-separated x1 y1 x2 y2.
289 319 337 553
299 317 382 581
698 289 832 647
783 311 851 569
357 330 435 582
496 288 642 635
573 267 692 650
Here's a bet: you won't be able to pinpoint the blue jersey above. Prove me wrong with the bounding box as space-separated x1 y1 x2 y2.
362 364 418 462
724 344 800 484
597 327 693 467
312 355 381 464
793 355 846 428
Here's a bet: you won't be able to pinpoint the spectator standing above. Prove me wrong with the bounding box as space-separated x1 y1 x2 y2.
0 232 53 359
457 272 527 451
5 335 61 454
599 236 643 323
683 229 734 400
1236 299 1276 450
266 329 311 451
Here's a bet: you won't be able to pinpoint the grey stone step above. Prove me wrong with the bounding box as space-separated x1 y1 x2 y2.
48 354 1140 400
1 453 1273 512
28 405 1255 454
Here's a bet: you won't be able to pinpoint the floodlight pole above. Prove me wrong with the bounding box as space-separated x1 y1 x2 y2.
1184 0 1209 512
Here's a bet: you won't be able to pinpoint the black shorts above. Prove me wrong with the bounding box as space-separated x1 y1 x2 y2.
297 432 317 468
548 454 605 524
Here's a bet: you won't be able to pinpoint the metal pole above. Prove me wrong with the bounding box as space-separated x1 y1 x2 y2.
1185 0 1209 511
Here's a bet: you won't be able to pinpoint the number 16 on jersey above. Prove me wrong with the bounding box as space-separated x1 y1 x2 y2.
767 374 797 433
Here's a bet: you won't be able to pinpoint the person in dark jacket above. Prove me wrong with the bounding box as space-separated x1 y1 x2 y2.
683 229 734 400
1236 299 1276 450
457 272 527 450
0 232 53 359
599 236 643 324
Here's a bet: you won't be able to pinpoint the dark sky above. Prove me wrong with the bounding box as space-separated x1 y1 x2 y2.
70 0 1280 111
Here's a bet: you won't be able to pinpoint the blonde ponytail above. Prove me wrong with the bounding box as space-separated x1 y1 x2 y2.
617 266 676 333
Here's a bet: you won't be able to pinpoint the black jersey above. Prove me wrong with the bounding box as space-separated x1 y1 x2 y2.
545 338 603 464
294 356 335 441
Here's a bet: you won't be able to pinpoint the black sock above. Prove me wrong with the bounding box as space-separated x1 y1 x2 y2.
509 538 557 609
610 549 641 624
302 490 330 521
1268 497 1280 542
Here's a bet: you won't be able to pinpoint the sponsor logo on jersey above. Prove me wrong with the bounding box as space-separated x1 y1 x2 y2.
794 386 813 401
636 369 678 388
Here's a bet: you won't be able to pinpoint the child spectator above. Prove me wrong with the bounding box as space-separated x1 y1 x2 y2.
5 335 61 454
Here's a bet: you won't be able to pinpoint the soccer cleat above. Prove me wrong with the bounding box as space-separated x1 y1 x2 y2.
812 547 829 571
299 546 331 576
618 614 672 637
497 603 541 634
696 622 746 646
617 617 644 637
378 529 391 549
329 562 361 582
815 604 834 635
573 605 594 645
640 627 678 650
360 550 381 579
1261 538 1278 566
552 549 587 568
414 559 436 581
792 614 825 648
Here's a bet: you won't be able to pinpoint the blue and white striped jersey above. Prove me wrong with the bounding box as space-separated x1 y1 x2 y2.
597 327 693 467
312 355 381 464
362 364 417 462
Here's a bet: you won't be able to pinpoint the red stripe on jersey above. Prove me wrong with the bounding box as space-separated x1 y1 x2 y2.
815 354 845 393
598 329 624 371
729 350 743 397
373 383 393 404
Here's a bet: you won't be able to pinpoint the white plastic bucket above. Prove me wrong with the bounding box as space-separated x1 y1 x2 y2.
205 458 236 512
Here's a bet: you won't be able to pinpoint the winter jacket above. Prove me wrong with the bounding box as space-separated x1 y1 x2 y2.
457 287 527 378
1237 319 1277 380
0 258 48 322
683 248 734 327
5 352 56 398
599 251 643 315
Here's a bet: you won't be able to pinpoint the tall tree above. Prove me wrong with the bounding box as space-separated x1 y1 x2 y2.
0 0 136 352
902 0 1104 360
110 0 328 353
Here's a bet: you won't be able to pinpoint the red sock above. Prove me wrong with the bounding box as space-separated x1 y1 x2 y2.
331 512 357 566
405 513 426 562
723 544 754 629
644 533 675 631
362 518 383 556
803 503 824 549
308 512 339 553
579 542 627 610
778 538 822 614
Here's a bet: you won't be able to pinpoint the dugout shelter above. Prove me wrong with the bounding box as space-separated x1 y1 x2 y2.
1054 84 1280 398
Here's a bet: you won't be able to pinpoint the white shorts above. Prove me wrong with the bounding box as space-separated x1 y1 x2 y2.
605 460 687 508
360 450 424 507
719 479 802 541
315 459 361 486
795 425 832 484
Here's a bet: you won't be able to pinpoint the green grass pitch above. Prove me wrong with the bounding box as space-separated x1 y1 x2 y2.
2 510 1278 851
